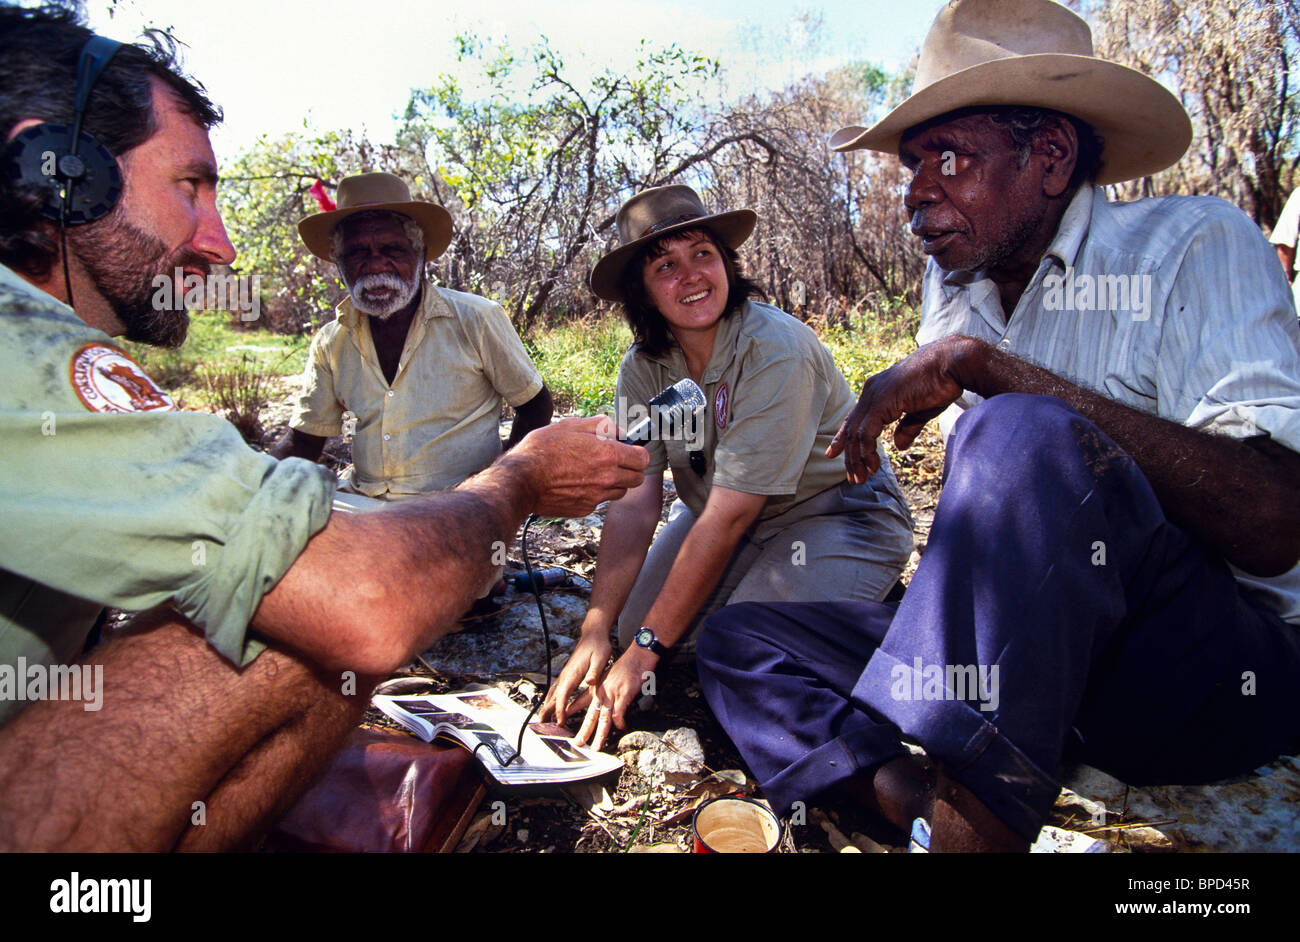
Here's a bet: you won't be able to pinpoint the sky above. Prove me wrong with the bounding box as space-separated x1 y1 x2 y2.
79 0 949 161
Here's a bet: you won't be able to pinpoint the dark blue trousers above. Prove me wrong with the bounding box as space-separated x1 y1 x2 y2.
697 394 1300 840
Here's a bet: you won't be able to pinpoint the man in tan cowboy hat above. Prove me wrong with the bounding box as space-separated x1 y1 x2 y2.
273 171 554 501
696 0 1300 852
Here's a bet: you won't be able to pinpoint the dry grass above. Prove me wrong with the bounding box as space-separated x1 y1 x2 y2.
198 355 275 445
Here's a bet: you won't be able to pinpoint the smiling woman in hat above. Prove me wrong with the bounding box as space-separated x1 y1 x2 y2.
539 184 915 748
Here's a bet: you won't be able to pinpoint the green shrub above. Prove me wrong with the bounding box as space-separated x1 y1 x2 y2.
525 314 631 416
818 297 918 392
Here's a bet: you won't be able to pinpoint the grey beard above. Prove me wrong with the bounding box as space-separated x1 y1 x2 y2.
346 270 421 318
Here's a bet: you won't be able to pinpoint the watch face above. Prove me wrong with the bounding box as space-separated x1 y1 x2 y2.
635 628 654 648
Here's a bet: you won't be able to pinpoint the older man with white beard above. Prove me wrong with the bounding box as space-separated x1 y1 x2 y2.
273 172 553 500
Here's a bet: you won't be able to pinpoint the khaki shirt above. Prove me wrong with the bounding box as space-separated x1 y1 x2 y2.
616 300 898 522
0 264 335 725
290 281 543 498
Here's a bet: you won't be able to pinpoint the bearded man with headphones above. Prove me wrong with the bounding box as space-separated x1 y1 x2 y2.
0 5 648 851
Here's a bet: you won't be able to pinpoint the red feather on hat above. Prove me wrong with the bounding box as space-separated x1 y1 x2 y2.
308 178 337 212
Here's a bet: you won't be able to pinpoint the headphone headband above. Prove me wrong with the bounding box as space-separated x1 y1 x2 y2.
70 36 124 144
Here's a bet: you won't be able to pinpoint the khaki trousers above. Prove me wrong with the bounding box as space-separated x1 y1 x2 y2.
616 479 914 654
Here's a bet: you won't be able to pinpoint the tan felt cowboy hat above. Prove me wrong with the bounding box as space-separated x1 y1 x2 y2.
590 185 757 301
830 0 1192 185
298 172 453 263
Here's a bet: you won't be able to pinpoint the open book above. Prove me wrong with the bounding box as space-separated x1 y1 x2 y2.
372 685 623 787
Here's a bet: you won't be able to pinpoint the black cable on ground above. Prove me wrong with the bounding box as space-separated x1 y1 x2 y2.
495 513 551 767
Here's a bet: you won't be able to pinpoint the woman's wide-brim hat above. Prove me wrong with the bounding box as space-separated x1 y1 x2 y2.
590 185 757 301
829 0 1192 185
298 172 453 262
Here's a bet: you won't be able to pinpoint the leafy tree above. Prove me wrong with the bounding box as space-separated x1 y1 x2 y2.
401 33 725 331
1080 0 1300 224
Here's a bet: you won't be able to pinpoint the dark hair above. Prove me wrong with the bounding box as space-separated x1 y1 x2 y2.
617 227 765 358
986 106 1104 189
0 4 222 277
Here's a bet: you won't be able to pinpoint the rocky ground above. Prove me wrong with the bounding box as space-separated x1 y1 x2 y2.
253 403 1300 854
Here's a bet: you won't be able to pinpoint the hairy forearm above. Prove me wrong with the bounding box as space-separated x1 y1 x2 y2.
259 415 649 672
958 337 1300 575
255 453 538 673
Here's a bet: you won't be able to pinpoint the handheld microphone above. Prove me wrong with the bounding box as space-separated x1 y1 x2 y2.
622 378 706 446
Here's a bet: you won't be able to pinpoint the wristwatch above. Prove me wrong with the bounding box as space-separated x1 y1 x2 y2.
633 626 669 657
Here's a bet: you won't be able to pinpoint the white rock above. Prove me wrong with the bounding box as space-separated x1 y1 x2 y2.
617 730 662 753
1063 756 1300 852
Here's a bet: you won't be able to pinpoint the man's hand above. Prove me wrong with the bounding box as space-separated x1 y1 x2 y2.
538 631 613 724
503 416 649 516
573 645 659 752
827 336 974 483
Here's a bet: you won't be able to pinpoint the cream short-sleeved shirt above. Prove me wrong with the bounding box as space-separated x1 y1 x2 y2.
290 281 544 498
1270 188 1300 273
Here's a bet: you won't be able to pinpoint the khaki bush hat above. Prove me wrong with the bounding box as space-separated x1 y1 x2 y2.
298 172 453 262
590 185 757 301
830 0 1192 185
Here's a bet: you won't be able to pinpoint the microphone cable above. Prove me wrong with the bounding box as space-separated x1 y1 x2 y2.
469 512 552 769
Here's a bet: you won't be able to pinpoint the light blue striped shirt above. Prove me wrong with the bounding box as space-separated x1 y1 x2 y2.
918 185 1300 624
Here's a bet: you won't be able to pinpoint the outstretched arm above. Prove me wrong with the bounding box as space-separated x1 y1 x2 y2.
254 416 650 675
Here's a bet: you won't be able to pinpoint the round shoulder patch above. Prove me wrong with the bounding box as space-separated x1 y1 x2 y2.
714 383 729 429
69 343 175 414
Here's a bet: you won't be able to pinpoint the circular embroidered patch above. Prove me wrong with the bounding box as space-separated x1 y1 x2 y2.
715 382 729 429
69 343 175 414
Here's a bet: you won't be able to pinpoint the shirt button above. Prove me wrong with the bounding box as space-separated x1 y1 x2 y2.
383 434 391 441
999 338 1011 347
387 390 394 397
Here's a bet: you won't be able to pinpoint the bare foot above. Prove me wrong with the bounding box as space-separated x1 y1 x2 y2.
929 766 1030 853
840 755 934 834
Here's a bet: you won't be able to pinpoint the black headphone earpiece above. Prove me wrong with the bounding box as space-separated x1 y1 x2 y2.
7 122 122 224
5 35 124 226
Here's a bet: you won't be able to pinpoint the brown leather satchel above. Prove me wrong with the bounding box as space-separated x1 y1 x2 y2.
265 726 486 853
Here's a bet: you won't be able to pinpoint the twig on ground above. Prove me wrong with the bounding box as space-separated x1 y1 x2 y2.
1080 818 1177 835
